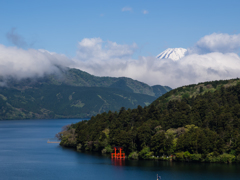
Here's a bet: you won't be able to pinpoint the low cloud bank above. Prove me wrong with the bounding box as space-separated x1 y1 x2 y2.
1 33 240 88
74 51 240 88
0 45 73 80
73 34 240 88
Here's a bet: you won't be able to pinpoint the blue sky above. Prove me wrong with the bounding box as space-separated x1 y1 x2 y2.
1 0 240 57
1 0 240 88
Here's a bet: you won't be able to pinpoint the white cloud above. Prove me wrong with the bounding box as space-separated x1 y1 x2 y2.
122 7 132 12
188 33 240 54
1 33 240 89
152 52 240 88
76 38 137 61
0 45 73 80
142 10 148 14
73 51 240 88
72 34 240 88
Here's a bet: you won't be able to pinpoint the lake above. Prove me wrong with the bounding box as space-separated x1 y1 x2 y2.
0 119 239 180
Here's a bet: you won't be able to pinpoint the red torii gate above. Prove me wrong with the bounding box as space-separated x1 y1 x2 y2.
111 146 125 159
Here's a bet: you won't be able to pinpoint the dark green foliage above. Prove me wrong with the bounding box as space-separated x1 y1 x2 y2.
176 128 223 155
150 132 169 155
61 78 240 163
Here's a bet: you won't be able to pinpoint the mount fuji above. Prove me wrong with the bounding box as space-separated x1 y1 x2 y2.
156 48 187 61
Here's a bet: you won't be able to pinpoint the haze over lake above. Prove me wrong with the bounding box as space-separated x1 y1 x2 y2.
0 119 239 180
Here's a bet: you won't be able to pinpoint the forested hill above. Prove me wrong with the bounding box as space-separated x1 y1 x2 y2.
0 67 171 120
60 78 240 163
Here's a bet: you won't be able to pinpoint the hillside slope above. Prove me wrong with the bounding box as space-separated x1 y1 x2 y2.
152 78 240 107
60 78 240 163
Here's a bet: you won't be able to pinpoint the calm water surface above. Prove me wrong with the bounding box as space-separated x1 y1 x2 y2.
0 119 239 180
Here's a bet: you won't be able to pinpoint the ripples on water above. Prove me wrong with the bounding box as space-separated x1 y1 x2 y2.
0 119 239 180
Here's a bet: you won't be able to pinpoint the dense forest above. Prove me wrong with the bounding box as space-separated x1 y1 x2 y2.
59 78 240 163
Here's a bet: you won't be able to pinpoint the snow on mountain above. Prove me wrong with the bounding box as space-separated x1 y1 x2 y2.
156 48 187 61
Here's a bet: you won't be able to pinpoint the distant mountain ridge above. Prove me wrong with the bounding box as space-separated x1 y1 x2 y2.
5 68 170 98
0 67 172 120
156 48 187 61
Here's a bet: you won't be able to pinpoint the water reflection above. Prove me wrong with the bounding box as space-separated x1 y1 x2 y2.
111 159 125 166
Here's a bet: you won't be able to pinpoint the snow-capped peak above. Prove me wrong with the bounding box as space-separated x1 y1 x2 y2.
156 48 187 61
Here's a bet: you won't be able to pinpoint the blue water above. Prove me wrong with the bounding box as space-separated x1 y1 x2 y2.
0 119 239 180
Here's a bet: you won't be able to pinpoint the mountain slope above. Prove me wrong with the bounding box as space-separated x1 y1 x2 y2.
0 67 171 120
152 85 172 98
4 67 171 98
0 84 156 120
156 48 187 61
